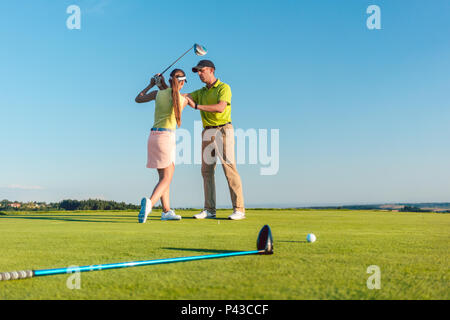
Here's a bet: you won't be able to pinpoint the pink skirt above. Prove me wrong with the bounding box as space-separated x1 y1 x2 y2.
146 130 176 169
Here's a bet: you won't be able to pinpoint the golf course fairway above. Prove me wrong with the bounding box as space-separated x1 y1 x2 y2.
0 209 448 300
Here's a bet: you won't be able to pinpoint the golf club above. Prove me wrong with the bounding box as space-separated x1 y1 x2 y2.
158 43 207 77
0 225 273 281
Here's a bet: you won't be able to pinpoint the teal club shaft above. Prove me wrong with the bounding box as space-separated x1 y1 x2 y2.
0 250 262 281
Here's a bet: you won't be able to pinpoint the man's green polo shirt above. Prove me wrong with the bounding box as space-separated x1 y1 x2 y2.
190 79 232 128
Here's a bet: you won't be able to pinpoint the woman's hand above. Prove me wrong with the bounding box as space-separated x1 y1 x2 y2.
152 73 168 89
151 73 162 85
150 76 156 87
185 95 196 108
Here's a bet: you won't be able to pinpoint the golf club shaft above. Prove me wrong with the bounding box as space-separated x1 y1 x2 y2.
160 45 194 76
0 250 262 281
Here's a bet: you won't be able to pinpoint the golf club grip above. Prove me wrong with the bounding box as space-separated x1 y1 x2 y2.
0 270 34 281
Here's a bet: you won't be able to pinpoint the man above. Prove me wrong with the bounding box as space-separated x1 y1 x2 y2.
186 60 245 220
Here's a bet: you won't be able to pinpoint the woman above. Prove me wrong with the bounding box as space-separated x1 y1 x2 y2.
135 69 189 223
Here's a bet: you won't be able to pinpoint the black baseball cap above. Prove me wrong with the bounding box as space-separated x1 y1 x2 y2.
192 60 215 73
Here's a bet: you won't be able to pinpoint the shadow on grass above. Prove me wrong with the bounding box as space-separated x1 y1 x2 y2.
277 240 308 244
0 214 130 223
174 217 230 221
0 213 234 224
163 247 245 254
146 216 229 221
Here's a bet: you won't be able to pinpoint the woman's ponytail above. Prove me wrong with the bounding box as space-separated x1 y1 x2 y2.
170 71 183 128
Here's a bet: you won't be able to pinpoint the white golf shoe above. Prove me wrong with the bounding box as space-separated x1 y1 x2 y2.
138 197 152 223
193 210 216 219
228 211 246 220
161 210 182 221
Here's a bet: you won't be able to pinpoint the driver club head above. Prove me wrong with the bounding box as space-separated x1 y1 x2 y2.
194 43 207 56
257 225 274 255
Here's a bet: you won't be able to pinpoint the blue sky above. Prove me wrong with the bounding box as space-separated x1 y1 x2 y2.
1 0 449 207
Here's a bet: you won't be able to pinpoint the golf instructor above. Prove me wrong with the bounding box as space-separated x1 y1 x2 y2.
185 60 246 220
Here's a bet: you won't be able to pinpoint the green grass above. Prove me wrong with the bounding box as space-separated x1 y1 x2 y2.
0 209 448 300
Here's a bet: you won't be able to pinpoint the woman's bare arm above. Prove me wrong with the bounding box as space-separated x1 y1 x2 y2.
135 88 158 103
135 76 157 103
135 74 170 103
180 94 189 111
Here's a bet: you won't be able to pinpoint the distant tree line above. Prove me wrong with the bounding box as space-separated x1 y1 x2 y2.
59 199 140 211
0 199 140 211
307 203 450 213
399 206 431 213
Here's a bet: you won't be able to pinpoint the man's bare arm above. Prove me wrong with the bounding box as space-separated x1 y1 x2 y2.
184 95 227 113
195 101 227 113
200 101 227 113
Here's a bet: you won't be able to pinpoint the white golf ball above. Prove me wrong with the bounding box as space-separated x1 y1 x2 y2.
306 233 316 243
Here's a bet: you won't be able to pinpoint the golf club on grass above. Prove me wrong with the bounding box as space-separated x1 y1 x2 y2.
0 225 273 281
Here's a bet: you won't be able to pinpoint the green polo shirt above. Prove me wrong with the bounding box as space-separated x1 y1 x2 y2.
190 79 232 127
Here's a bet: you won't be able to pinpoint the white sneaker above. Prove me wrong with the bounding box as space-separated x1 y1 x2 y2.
228 211 245 220
161 210 182 221
193 210 216 219
138 197 152 223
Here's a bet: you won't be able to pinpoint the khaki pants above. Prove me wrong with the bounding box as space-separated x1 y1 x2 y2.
201 123 245 213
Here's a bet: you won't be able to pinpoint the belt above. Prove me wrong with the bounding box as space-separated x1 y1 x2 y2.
204 122 231 129
151 127 174 132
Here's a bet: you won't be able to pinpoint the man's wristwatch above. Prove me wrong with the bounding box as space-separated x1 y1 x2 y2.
195 103 198 110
